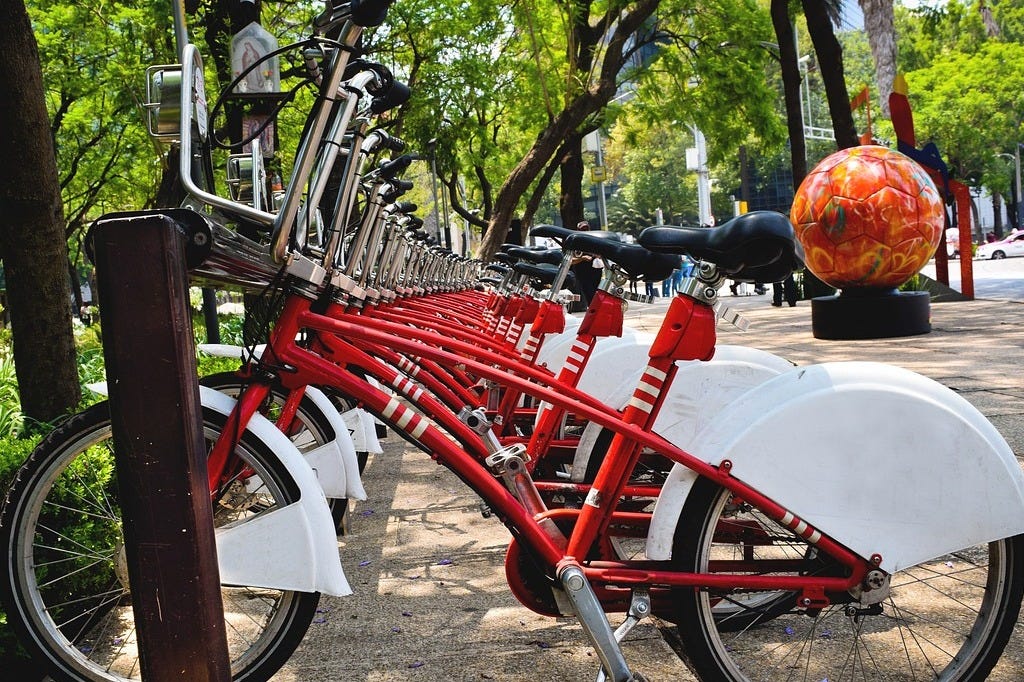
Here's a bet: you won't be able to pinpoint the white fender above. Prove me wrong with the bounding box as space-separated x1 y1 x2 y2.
363 376 388 445
302 386 366 501
533 324 641 376
572 345 792 482
197 342 265 359
574 332 656 402
532 330 655 428
360 409 384 453
341 407 369 450
340 407 384 455
645 362 1024 573
201 387 351 596
89 382 350 595
108 361 367 502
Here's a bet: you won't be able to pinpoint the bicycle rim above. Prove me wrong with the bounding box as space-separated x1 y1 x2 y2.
1 403 318 682
672 478 1024 681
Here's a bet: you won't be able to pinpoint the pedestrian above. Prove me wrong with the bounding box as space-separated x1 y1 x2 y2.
772 274 799 307
568 220 602 312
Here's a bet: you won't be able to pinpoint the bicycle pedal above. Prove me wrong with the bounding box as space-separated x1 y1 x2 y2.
716 304 750 331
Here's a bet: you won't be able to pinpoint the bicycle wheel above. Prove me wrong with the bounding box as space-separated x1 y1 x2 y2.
669 477 1024 681
201 372 352 531
200 372 336 453
0 401 319 682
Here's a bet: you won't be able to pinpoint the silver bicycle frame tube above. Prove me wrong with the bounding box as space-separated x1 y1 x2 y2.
294 71 378 250
323 121 373 271
271 21 362 263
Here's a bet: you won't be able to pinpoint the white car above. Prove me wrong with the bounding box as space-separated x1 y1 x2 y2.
975 231 1024 259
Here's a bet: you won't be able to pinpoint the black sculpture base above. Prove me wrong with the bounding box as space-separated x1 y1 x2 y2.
810 288 931 340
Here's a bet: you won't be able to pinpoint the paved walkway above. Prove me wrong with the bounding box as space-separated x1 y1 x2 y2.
275 292 1024 681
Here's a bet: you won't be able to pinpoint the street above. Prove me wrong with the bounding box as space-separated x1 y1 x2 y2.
922 255 1024 301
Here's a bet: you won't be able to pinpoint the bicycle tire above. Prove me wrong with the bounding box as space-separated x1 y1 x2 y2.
0 401 319 682
200 372 350 531
668 476 1024 681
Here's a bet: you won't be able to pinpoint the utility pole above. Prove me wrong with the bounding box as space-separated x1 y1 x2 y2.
1015 142 1022 229
691 125 712 225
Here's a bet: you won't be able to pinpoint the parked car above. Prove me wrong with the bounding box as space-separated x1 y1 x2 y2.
975 231 1024 260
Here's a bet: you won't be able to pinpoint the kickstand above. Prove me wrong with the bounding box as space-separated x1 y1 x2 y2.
595 588 651 682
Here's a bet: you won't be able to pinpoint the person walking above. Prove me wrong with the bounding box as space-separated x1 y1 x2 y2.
772 274 799 307
569 220 602 312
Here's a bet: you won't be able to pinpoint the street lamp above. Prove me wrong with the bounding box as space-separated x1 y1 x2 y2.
426 137 443 246
689 125 712 226
1016 143 1023 228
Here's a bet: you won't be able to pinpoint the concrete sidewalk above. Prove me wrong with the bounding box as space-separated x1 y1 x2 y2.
275 294 1024 681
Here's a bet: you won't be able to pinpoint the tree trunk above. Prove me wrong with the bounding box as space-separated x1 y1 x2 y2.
801 0 859 150
992 192 1003 239
858 0 896 118
0 0 81 423
479 0 660 260
771 0 808 187
559 134 586 228
522 143 571 229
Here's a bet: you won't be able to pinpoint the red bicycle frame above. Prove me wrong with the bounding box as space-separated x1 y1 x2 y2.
208 289 870 608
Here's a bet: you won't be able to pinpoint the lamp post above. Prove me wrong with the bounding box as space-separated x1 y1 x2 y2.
688 125 712 226
1015 142 1023 229
426 138 443 245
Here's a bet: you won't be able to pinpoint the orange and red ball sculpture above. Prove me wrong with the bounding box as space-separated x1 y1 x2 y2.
790 145 946 338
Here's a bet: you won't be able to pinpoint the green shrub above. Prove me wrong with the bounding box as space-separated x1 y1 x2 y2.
218 313 245 345
0 347 22 439
0 434 38 497
197 352 245 377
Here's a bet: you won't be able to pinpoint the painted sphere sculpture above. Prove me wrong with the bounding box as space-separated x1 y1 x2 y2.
790 145 945 289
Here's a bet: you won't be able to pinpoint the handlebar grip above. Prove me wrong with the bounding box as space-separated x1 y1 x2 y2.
385 134 407 153
371 80 411 114
381 179 413 203
350 0 394 27
379 154 414 179
394 200 418 213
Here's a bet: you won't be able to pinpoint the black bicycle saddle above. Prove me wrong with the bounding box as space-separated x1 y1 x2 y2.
512 262 576 289
529 224 621 244
562 233 681 282
639 211 803 283
506 246 564 266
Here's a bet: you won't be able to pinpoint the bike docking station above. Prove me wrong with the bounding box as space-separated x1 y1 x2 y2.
87 209 231 682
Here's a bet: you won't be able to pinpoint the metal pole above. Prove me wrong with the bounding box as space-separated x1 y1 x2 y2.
1016 142 1022 228
91 212 231 682
202 286 221 343
428 139 442 244
439 163 452 250
595 131 608 229
172 0 188 60
692 125 712 226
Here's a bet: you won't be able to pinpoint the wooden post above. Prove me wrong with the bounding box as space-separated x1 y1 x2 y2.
91 212 231 682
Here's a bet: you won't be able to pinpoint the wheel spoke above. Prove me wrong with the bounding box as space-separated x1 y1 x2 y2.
3 405 319 681
669 480 1024 681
